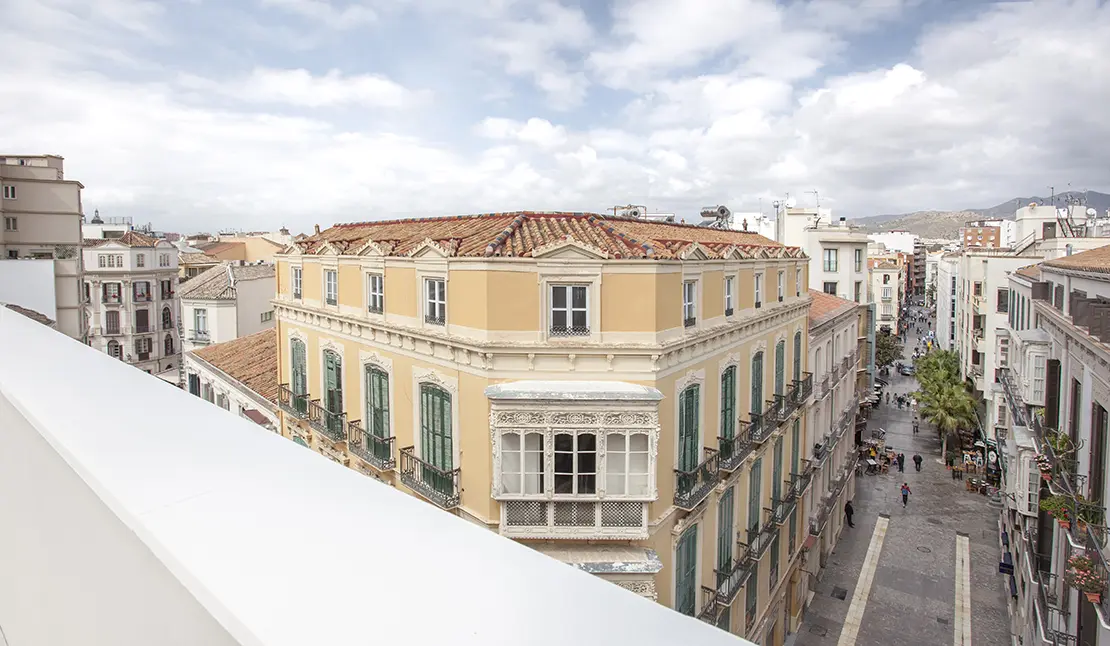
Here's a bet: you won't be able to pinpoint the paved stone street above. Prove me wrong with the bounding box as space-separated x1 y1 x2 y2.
793 312 1011 646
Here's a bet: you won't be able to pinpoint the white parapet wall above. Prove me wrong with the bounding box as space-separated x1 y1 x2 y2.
0 307 751 646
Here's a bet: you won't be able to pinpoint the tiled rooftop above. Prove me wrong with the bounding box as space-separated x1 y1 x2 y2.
807 289 857 328
191 329 278 404
3 303 55 327
179 251 219 265
198 240 245 255
293 211 802 260
1043 244 1110 274
178 262 275 300
82 231 161 248
1013 264 1043 280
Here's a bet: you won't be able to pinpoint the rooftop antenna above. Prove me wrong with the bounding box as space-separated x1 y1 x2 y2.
807 190 820 208
700 205 732 230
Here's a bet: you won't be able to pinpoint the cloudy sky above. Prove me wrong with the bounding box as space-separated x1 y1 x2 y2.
2 0 1108 234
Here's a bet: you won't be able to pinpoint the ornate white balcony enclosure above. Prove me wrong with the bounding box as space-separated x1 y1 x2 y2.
0 309 750 646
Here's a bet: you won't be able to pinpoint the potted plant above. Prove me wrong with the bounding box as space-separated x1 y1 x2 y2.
1064 554 1107 603
1034 453 1052 480
1075 496 1105 533
1041 494 1072 529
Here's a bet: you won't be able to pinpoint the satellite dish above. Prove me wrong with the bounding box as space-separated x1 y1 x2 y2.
627 207 642 217
1087 207 1097 216
785 197 797 208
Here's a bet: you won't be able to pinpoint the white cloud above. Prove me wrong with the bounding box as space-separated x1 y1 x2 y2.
181 68 426 109
259 0 377 29
476 118 569 149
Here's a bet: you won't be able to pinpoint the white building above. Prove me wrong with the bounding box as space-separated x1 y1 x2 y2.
775 206 870 303
83 231 181 375
82 210 133 240
924 250 944 306
868 259 901 334
184 329 278 433
0 154 85 339
867 231 917 255
179 261 276 351
0 307 748 646
997 245 1110 646
935 253 960 351
802 290 861 585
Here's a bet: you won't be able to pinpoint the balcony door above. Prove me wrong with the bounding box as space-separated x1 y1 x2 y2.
291 338 307 414
323 350 343 434
105 310 120 334
162 306 172 330
748 457 762 538
420 384 453 491
772 438 783 505
775 341 785 401
793 332 802 383
675 525 697 616
135 308 149 333
678 384 699 472
751 352 764 416
365 366 391 461
1091 403 1107 503
721 367 735 442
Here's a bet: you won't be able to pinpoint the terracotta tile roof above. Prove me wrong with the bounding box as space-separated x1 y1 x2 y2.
1014 264 1043 280
82 231 161 248
807 289 857 328
292 212 802 260
200 241 245 255
179 262 275 300
179 251 219 265
191 329 278 404
1043 245 1110 274
3 303 55 327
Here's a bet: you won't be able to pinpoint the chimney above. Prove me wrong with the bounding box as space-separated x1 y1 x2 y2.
314 224 321 235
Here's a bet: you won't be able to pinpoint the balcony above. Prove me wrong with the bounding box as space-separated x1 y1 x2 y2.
771 488 797 525
399 446 461 509
697 586 726 626
278 383 308 418
424 313 445 326
133 323 152 334
188 329 210 344
793 373 812 404
811 441 828 466
674 448 720 510
307 398 347 442
765 396 788 430
102 326 123 337
713 541 754 605
1083 528 1110 624
684 316 696 328
749 411 771 444
133 292 151 303
970 363 983 378
747 513 778 561
718 421 753 472
347 420 395 471
161 319 174 330
809 495 833 536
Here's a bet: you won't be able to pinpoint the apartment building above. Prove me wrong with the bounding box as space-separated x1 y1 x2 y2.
185 329 279 432
997 245 1110 646
82 231 180 375
179 261 276 351
962 225 1002 249
774 206 870 303
801 291 861 589
868 258 901 334
273 211 816 644
82 210 133 239
936 253 960 351
0 154 84 339
913 240 926 298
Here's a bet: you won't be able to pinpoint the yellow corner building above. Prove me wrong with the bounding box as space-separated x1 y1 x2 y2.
273 211 818 644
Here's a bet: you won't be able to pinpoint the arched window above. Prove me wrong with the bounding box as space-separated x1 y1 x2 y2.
290 338 307 414
107 340 121 359
750 351 764 416
164 333 175 356
323 350 344 435
162 306 172 330
364 365 391 462
419 384 454 496
720 366 736 442
774 340 785 396
793 332 802 383
677 384 699 471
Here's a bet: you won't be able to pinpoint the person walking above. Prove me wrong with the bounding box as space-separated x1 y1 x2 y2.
901 482 911 507
844 501 855 528
913 454 923 471
897 453 905 472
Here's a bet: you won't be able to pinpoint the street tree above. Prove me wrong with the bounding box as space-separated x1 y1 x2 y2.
875 332 903 369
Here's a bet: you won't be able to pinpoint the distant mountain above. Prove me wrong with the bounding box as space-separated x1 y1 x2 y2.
856 191 1110 239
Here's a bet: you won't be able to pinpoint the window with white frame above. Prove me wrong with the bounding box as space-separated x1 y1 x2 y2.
425 278 446 324
1025 461 1039 515
136 253 145 267
1032 354 1046 403
795 268 802 296
550 284 589 335
3 216 15 231
725 276 734 315
881 286 892 299
823 249 837 272
682 280 696 326
998 337 1009 367
194 308 208 333
261 311 273 323
2 185 15 199
501 432 544 494
366 273 384 313
498 428 649 498
292 266 302 298
102 282 121 303
555 432 597 494
324 269 338 305
159 253 170 267
854 248 863 272
777 271 784 302
755 273 763 308
98 255 107 268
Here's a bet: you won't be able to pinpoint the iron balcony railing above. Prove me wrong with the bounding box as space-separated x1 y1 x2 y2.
103 326 124 336
697 586 724 625
750 411 770 443
765 395 788 429
347 419 396 471
674 448 720 510
307 398 347 442
793 372 813 404
809 495 833 536
188 329 210 344
718 420 753 472
399 446 460 509
771 487 798 525
277 383 309 417
812 441 828 465
1083 527 1110 623
714 540 754 605
747 514 777 561
684 316 696 328
782 383 798 418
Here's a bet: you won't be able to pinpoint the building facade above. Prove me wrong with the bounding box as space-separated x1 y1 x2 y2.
936 253 959 351
0 154 84 339
272 211 820 644
868 259 901 335
83 231 180 375
774 206 870 304
998 245 1110 646
179 261 276 352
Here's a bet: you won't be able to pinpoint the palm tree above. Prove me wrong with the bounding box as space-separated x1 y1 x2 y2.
913 350 977 460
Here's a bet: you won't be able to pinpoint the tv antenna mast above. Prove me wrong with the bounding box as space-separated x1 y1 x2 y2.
807 190 820 208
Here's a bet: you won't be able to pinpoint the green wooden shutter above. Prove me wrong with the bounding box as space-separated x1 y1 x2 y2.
421 385 452 471
721 367 735 441
750 352 763 415
793 332 802 382
676 526 698 616
291 339 307 414
772 438 783 503
678 385 699 471
717 487 734 571
748 458 762 535
791 419 800 475
324 351 343 434
775 341 785 396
